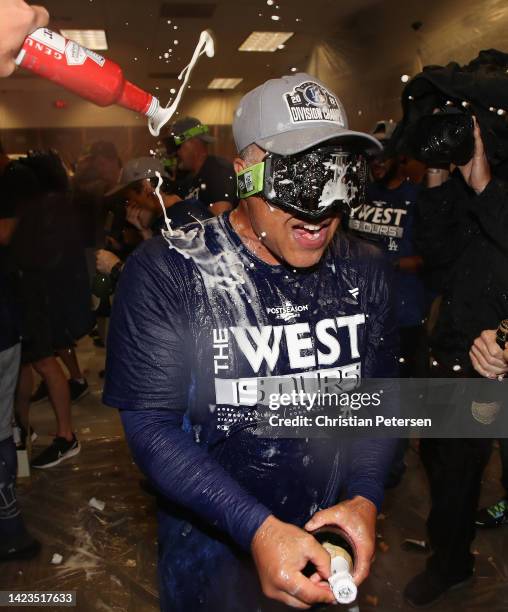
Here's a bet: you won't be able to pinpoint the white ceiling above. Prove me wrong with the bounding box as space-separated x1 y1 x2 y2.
3 0 508 131
6 0 382 94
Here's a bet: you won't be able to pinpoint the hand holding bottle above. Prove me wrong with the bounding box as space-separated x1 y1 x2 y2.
305 496 377 586
0 0 48 77
251 515 336 609
470 327 508 379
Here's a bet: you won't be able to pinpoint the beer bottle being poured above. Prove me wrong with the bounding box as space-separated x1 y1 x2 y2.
312 526 357 605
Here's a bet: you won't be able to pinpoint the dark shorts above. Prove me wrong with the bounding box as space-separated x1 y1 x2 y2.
18 267 91 364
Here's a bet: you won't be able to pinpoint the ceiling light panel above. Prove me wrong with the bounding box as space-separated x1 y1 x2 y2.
208 78 243 89
60 29 108 50
239 31 293 52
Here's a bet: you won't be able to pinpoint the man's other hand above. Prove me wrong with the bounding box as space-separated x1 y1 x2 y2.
305 496 377 585
251 515 336 609
0 0 49 77
470 329 508 379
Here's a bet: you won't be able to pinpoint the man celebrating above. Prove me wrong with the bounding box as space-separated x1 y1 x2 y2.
170 116 237 215
104 73 397 610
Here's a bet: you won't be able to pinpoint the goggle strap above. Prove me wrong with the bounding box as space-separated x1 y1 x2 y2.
236 161 265 199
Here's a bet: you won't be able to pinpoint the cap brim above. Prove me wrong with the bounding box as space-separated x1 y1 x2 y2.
105 171 171 197
255 126 382 155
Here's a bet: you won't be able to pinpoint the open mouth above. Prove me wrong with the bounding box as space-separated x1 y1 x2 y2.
291 220 332 248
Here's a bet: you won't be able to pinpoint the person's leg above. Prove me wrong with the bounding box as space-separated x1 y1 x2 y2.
0 343 40 559
32 356 72 440
56 347 89 402
476 438 508 527
14 364 33 433
56 347 83 381
423 438 490 579
405 437 491 606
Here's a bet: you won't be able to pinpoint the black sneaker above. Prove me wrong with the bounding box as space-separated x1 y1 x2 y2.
68 379 89 402
31 380 49 404
403 570 472 608
31 435 80 469
476 498 508 528
0 537 41 563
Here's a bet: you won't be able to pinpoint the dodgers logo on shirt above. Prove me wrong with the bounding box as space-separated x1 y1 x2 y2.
284 81 345 126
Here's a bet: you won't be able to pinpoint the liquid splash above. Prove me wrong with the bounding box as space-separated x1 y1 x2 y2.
148 30 215 136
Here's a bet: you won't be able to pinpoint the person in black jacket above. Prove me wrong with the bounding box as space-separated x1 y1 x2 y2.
470 329 508 528
404 119 508 606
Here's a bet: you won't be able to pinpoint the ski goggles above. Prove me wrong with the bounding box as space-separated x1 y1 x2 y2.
237 146 368 220
173 123 210 146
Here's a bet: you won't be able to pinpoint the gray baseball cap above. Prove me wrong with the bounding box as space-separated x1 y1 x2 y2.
233 73 381 155
106 157 170 196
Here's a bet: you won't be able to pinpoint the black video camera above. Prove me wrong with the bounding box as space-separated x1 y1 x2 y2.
410 109 474 166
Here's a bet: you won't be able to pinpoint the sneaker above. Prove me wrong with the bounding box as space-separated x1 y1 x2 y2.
0 537 41 563
31 380 49 404
476 498 508 528
31 435 80 469
68 379 89 403
403 570 472 608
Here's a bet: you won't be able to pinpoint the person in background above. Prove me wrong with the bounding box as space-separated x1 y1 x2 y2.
0 0 48 560
96 157 212 277
469 329 508 528
369 119 397 182
73 141 123 276
73 141 122 349
0 140 40 560
404 118 508 607
170 116 237 215
0 0 48 77
5 151 83 469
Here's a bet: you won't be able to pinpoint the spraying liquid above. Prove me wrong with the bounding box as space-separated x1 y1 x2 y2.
15 28 214 136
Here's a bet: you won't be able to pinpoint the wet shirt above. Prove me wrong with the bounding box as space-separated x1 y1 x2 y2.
103 214 397 550
176 155 238 208
349 179 425 328
151 198 213 234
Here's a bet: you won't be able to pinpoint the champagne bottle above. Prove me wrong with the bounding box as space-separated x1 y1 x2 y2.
312 526 357 605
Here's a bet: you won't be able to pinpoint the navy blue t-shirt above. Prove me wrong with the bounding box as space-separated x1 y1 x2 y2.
348 179 425 328
103 213 398 551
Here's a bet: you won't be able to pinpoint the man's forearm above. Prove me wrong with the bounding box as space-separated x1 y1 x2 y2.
120 408 271 550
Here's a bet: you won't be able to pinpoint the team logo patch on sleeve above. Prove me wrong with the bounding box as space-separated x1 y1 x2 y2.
284 81 345 126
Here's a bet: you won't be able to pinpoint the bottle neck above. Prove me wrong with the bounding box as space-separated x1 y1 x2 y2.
118 80 159 117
